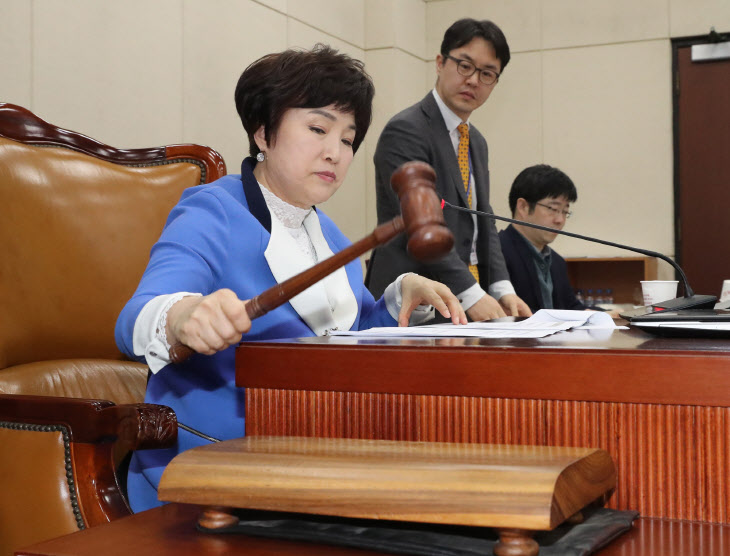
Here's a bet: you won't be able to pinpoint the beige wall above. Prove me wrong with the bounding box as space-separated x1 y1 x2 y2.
423 0 729 281
2 0 728 277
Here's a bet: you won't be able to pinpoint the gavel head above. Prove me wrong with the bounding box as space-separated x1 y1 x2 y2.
390 161 454 262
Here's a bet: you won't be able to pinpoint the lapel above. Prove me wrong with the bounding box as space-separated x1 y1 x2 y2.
420 93 469 207
264 213 335 335
241 158 358 334
507 225 543 308
240 157 271 232
303 214 358 332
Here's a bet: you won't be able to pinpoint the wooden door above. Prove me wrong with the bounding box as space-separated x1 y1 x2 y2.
675 41 730 297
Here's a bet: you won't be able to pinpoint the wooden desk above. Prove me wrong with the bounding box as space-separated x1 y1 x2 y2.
236 327 730 524
16 503 730 556
15 503 383 556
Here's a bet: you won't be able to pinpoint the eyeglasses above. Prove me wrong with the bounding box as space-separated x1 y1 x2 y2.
535 202 572 219
444 55 500 85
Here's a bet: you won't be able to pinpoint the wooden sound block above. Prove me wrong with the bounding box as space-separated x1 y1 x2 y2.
158 436 615 533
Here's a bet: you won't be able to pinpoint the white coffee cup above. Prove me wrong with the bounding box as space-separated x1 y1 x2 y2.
720 280 730 302
641 280 678 306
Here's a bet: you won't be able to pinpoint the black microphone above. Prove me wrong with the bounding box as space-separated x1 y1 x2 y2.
441 200 717 319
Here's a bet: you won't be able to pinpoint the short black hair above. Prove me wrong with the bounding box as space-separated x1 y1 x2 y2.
440 18 510 72
235 44 374 157
508 164 578 215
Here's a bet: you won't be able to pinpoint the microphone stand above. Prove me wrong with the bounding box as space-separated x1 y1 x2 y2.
442 200 717 318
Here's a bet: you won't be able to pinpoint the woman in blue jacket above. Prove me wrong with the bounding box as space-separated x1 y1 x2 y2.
115 44 466 512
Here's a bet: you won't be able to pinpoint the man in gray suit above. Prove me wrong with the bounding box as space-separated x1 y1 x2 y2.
366 18 530 320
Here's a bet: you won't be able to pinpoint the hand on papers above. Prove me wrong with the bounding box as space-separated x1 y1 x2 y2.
399 274 467 327
499 293 533 317
466 293 506 321
166 289 251 355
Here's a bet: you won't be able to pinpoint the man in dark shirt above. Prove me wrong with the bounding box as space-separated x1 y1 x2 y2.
498 164 586 313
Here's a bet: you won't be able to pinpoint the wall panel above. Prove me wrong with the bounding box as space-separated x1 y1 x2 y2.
182 0 286 171
288 0 365 48
33 0 183 149
541 0 668 49
542 40 673 259
0 1 32 108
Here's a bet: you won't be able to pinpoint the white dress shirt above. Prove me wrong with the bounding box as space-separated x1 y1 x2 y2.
431 89 515 310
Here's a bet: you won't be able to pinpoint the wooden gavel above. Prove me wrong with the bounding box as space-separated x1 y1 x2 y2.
169 161 453 364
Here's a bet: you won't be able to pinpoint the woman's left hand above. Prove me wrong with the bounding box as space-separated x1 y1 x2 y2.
399 274 468 327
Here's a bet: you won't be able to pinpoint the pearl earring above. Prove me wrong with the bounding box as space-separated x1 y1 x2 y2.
256 152 265 162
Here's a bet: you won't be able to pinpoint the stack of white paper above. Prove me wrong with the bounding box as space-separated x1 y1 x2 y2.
633 321 730 331
329 309 619 339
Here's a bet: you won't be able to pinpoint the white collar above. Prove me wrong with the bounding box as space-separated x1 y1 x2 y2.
432 88 469 134
264 209 358 336
258 182 312 228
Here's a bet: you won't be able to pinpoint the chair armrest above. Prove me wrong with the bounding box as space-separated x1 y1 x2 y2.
0 393 177 537
0 394 177 450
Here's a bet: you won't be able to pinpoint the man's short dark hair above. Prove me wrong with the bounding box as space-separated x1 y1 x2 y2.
440 18 510 72
235 44 374 157
508 164 578 215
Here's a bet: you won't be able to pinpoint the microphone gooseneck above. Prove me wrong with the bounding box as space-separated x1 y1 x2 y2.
441 199 717 314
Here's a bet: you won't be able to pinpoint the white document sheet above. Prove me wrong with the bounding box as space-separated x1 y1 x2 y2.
329 309 621 338
633 321 730 330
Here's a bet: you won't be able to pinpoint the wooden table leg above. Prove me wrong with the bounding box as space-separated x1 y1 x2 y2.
494 528 539 556
197 506 238 529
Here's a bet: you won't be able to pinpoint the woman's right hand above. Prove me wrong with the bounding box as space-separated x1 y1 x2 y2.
166 289 251 355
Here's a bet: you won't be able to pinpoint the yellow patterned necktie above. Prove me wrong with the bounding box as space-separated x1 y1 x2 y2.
457 123 479 283
457 123 471 208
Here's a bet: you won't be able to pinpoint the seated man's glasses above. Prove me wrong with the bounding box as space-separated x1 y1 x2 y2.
535 202 572 219
445 55 500 86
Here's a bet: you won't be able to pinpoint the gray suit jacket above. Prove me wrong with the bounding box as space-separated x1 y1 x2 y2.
365 92 509 298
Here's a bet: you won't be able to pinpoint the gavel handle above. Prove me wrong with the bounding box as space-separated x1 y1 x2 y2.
169 216 404 364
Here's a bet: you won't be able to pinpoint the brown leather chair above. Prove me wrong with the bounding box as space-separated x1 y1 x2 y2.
0 103 227 555
0 394 176 556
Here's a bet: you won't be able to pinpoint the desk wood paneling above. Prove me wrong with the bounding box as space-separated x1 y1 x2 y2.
238 329 730 524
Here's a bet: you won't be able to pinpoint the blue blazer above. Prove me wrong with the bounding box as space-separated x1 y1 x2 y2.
115 157 395 512
499 224 585 313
